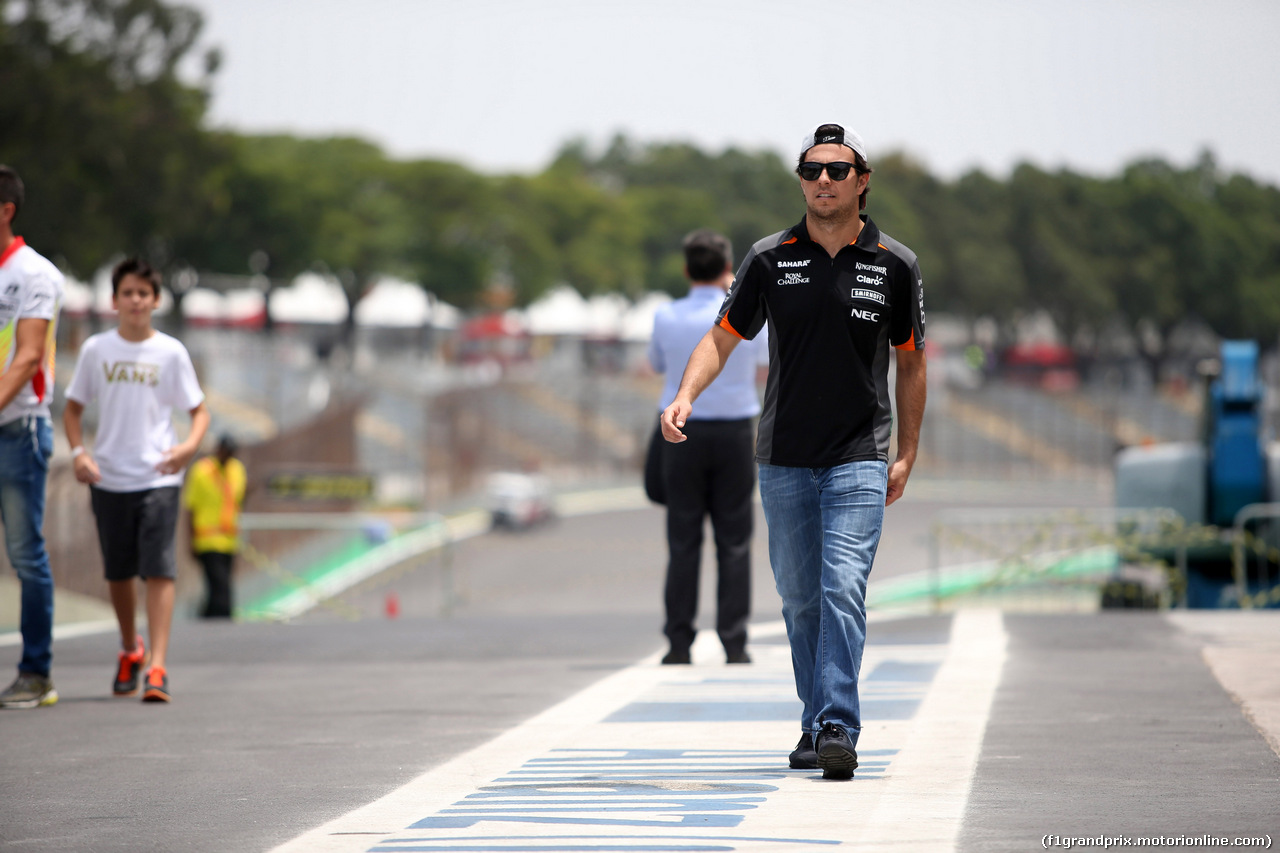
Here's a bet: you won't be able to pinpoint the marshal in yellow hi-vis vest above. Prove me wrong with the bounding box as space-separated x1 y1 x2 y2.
184 455 247 554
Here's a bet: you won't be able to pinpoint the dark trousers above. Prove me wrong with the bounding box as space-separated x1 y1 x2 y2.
197 551 235 618
661 418 754 655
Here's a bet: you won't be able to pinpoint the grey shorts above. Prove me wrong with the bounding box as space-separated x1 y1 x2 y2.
89 486 180 581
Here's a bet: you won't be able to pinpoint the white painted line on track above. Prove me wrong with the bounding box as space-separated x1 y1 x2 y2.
270 611 1007 853
853 609 1007 850
0 618 119 648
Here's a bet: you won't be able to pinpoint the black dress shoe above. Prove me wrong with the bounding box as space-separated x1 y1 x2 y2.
661 648 691 665
725 649 752 664
789 732 817 769
815 723 858 780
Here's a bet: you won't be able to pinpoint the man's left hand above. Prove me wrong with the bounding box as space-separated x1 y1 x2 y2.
886 458 912 506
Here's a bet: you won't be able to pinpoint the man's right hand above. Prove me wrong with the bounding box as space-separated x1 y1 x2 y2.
661 400 692 443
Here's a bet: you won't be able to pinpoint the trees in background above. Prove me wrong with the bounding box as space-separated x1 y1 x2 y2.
4 0 1280 368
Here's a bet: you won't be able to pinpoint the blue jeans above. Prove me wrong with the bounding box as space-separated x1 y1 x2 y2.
759 460 887 745
0 416 54 677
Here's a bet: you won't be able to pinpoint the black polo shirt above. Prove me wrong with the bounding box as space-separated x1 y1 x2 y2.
715 214 925 467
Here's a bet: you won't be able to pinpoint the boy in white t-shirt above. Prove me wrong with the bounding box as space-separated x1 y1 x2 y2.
64 258 209 703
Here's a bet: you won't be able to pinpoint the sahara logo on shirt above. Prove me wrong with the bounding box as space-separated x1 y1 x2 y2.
103 361 160 387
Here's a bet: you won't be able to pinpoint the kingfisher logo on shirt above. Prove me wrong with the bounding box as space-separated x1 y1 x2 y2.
103 361 159 387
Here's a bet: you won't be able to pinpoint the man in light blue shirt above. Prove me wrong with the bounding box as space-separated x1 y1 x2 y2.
648 229 767 665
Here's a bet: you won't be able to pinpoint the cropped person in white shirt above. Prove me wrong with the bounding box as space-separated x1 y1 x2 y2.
64 258 209 703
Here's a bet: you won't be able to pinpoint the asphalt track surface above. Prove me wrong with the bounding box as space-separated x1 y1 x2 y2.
2 489 1278 852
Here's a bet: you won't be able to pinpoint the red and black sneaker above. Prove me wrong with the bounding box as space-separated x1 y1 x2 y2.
141 666 171 703
112 636 148 696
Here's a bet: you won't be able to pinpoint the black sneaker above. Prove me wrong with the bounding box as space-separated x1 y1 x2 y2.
661 648 691 665
726 649 752 665
142 667 171 703
789 732 817 769
815 723 858 780
113 635 147 696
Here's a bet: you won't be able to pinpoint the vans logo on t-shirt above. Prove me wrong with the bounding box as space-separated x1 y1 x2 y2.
103 361 159 387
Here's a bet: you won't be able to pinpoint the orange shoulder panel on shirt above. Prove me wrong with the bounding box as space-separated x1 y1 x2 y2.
781 237 798 245
718 316 745 339
878 243 888 250
894 338 918 351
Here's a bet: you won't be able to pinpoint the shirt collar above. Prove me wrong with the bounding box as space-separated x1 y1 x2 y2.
0 236 26 268
688 283 727 298
793 215 879 253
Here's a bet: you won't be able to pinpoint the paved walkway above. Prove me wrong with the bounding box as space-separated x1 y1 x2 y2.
267 610 1279 853
270 611 1003 853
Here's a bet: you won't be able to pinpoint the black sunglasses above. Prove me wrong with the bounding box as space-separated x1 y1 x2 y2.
797 161 860 182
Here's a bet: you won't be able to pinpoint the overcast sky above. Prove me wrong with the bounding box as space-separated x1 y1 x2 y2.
190 0 1280 184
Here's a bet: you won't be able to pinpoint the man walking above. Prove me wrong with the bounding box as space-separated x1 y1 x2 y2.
649 229 766 665
661 124 926 779
0 166 64 709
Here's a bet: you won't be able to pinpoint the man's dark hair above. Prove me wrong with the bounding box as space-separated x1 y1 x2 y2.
0 166 25 222
111 257 162 297
682 229 734 283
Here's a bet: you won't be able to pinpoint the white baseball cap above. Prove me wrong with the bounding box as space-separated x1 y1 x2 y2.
799 123 868 163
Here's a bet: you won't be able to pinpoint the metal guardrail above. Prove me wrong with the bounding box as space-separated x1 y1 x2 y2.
1232 503 1280 609
927 503 1280 611
927 507 1187 611
236 510 489 621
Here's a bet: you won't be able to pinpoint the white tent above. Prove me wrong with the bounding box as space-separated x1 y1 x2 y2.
620 292 673 342
269 273 348 324
431 298 462 330
61 276 93 317
525 286 591 336
180 287 224 324
583 293 629 339
354 277 430 328
224 289 267 326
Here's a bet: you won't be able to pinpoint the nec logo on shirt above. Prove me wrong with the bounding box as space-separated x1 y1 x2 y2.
851 307 879 322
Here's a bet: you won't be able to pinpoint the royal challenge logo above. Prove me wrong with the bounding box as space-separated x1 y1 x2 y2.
777 258 811 286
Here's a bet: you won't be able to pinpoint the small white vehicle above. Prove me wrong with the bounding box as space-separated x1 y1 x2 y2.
487 472 554 530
